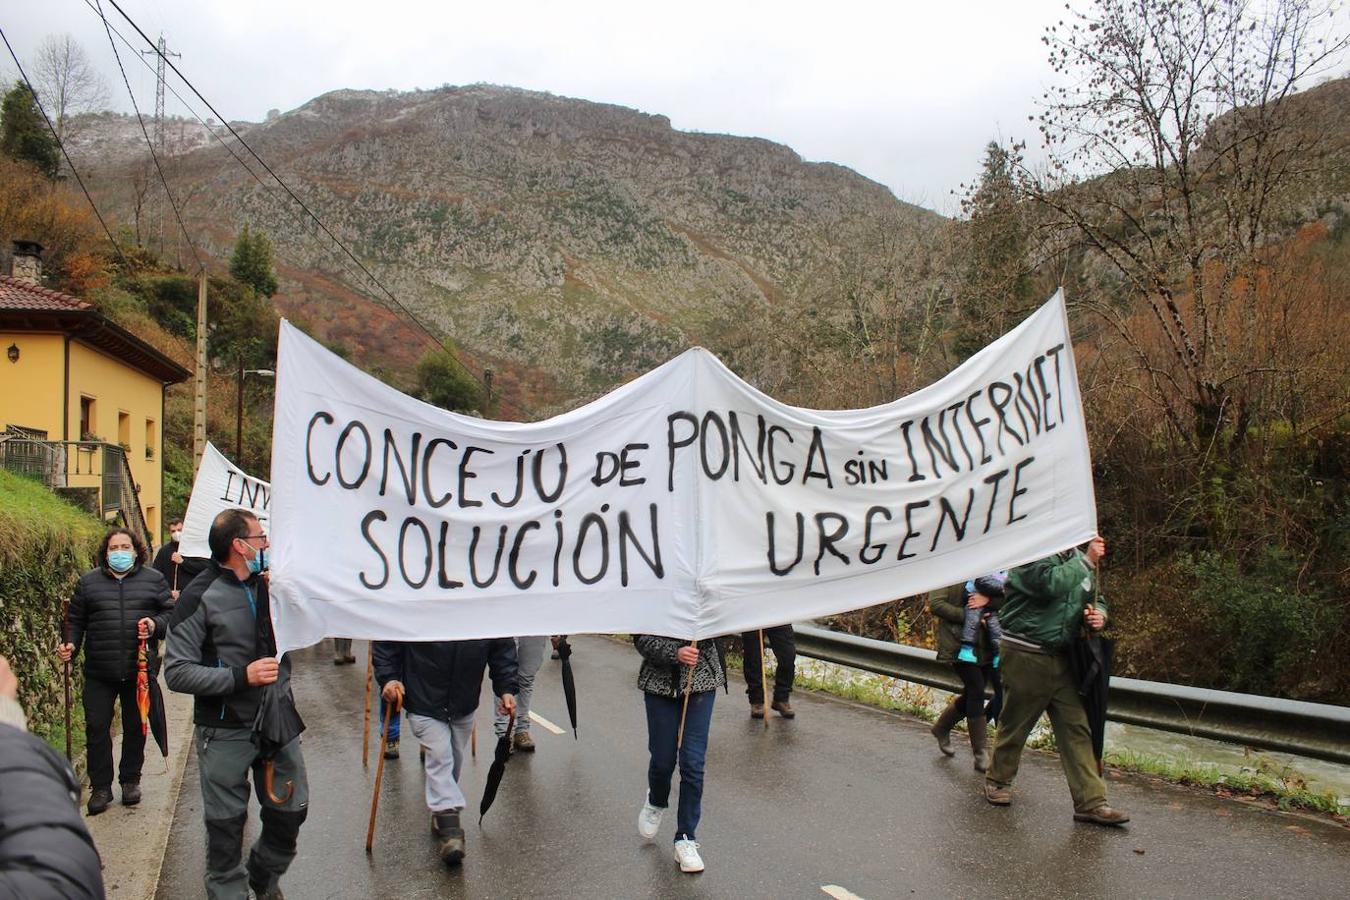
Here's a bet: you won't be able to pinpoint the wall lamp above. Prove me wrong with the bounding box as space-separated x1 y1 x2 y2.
6 343 17 364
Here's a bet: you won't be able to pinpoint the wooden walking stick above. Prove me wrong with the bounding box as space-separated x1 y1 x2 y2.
362 643 374 769
675 639 698 750
758 629 770 730
61 601 72 761
365 695 398 853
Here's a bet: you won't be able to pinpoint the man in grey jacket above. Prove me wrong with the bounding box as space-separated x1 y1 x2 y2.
165 509 307 900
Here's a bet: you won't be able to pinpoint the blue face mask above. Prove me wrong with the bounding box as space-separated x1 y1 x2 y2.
108 550 135 573
247 547 267 575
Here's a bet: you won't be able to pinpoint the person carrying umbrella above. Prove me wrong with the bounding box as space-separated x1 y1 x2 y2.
57 527 173 815
373 638 517 867
165 509 308 900
492 635 548 750
983 536 1130 826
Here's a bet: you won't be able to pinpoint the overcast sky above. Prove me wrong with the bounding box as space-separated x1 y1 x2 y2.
5 0 1336 215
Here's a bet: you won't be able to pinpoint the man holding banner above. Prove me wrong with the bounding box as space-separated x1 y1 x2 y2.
166 510 309 899
983 537 1129 826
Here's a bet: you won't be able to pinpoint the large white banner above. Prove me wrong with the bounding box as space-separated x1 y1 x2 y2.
268 290 1096 654
179 442 271 559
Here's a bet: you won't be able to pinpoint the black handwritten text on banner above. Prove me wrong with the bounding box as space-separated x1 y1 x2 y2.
267 291 1095 653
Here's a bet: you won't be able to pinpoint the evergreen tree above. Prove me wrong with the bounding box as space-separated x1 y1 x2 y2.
414 350 486 413
0 81 59 178
229 224 279 298
955 141 1033 359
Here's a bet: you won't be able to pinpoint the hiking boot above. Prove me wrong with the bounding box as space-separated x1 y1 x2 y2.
749 703 765 719
120 782 142 806
248 868 285 900
1074 805 1130 826
983 780 1012 806
638 795 664 841
930 700 961 757
87 786 113 816
771 700 795 719
431 811 466 866
674 838 705 873
383 739 400 760
513 731 536 752
967 716 990 773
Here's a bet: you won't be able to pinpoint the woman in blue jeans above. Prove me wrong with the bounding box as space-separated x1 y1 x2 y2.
633 634 725 874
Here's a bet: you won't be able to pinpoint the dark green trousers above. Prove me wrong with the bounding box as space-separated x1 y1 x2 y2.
987 644 1107 813
195 726 309 900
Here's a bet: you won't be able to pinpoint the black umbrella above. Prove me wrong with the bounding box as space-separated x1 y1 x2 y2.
555 637 578 739
251 681 306 804
147 677 169 758
478 710 515 824
1068 632 1114 774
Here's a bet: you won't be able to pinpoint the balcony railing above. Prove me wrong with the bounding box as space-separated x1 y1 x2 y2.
0 437 151 548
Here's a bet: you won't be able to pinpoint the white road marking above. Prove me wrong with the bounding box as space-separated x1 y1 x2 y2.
821 886 867 900
528 711 565 735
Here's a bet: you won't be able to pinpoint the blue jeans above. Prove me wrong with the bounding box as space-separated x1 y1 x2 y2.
644 690 714 842
379 694 401 742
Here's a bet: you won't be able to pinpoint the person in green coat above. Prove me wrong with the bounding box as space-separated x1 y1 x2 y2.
927 580 1004 771
983 537 1130 826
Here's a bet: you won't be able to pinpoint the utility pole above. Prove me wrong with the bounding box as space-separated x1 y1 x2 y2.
142 34 180 255
193 271 207 474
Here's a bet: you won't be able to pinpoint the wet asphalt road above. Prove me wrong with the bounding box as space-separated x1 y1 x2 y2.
156 637 1350 900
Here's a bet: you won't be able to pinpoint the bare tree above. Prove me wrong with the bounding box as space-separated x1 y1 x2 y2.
31 34 109 147
1022 0 1349 452
745 213 958 409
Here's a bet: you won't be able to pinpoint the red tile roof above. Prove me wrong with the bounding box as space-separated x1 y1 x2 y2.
0 274 190 384
0 274 92 312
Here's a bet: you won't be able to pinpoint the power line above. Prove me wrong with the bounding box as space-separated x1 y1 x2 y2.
0 26 134 275
80 1 465 367
102 0 477 379
94 0 204 273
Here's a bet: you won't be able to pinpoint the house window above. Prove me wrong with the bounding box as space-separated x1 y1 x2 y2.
79 396 96 440
145 418 156 460
118 411 131 451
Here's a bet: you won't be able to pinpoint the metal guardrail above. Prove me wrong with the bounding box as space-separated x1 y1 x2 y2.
793 623 1350 766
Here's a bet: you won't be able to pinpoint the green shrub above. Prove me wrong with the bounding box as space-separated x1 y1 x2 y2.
0 469 103 748
1178 549 1331 696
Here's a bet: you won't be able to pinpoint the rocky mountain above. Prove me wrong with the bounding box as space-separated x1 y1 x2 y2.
80 85 941 414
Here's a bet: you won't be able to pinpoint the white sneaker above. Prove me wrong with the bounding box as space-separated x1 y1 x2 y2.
674 838 704 873
637 797 664 841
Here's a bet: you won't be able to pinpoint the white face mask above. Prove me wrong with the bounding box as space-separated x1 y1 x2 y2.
171 530 183 542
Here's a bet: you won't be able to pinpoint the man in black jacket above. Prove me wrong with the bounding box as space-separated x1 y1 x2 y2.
375 639 517 866
150 517 209 600
165 509 306 900
0 656 105 899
